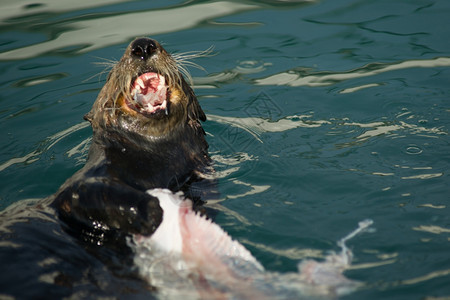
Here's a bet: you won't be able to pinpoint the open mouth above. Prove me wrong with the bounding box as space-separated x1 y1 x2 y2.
127 72 169 115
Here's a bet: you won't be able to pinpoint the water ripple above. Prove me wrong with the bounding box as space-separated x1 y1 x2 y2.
0 122 89 172
255 57 450 87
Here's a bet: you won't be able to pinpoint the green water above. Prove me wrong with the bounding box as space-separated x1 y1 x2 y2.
1 1 449 299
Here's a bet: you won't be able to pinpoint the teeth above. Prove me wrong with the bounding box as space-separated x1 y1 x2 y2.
136 78 145 89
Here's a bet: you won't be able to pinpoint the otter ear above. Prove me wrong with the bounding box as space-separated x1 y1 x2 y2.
191 99 206 122
84 111 93 123
187 88 206 122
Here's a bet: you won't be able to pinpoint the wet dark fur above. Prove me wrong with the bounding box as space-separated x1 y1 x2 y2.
0 37 212 298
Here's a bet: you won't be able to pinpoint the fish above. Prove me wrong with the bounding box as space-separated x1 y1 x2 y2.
129 189 373 299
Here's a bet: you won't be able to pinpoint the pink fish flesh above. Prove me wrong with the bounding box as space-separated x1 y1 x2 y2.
130 189 373 299
128 72 168 114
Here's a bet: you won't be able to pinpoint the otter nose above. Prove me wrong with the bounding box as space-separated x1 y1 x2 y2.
131 38 158 60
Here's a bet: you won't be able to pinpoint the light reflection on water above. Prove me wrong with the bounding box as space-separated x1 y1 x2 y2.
254 57 450 87
0 0 449 299
0 2 258 60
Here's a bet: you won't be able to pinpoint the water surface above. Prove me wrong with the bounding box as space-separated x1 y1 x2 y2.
1 1 449 299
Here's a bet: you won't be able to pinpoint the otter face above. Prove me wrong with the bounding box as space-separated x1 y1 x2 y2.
87 37 204 138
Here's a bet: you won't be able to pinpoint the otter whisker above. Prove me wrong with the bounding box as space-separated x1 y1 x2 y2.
84 65 114 83
177 60 206 75
83 57 119 84
172 46 215 61
94 55 120 64
161 59 183 88
171 46 215 84
176 65 193 85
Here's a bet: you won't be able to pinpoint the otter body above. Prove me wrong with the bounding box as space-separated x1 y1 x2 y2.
52 37 211 241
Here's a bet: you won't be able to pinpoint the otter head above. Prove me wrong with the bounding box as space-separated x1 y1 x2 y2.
85 37 205 140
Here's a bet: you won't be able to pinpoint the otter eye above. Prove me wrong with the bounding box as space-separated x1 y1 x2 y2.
131 38 158 60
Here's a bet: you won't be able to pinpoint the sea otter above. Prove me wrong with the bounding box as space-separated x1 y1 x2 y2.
0 37 213 298
52 37 212 244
